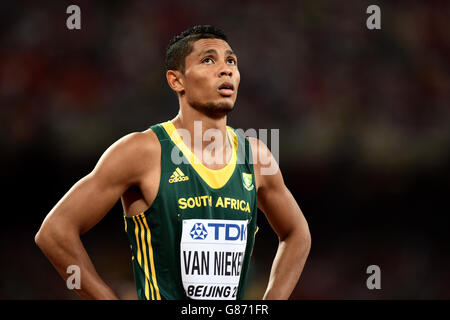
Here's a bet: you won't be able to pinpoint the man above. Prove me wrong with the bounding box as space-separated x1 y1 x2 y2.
35 25 311 300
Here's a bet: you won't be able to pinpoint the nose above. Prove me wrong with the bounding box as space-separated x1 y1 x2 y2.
218 62 232 78
220 70 232 77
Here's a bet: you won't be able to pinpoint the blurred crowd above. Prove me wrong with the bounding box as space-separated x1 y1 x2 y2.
1 1 448 168
0 0 449 299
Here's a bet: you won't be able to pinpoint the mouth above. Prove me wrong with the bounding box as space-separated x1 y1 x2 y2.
217 82 234 97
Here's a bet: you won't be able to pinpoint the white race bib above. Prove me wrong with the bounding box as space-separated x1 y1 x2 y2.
180 219 248 300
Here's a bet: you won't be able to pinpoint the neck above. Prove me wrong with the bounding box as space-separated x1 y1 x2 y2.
171 103 232 169
175 104 227 131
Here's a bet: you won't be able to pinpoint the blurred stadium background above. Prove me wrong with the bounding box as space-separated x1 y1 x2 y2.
0 0 449 299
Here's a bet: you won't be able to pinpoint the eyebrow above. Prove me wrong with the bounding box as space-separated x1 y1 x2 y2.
198 49 237 57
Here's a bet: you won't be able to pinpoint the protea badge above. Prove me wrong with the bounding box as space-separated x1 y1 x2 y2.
242 173 254 191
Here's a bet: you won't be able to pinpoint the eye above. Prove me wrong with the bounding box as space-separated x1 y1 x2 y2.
202 57 214 64
227 57 237 65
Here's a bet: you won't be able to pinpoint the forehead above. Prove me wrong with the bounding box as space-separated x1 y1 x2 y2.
189 38 233 56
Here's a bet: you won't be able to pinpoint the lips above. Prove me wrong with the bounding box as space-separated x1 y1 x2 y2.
218 82 234 97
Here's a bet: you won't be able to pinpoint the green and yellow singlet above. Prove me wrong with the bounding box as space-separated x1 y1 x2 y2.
123 121 258 300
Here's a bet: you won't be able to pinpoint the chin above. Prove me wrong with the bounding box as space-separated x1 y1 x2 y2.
190 99 235 119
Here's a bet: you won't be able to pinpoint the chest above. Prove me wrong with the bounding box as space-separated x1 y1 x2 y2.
158 162 256 220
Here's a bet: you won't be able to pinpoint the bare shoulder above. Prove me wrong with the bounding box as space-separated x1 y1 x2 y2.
245 136 281 190
113 128 159 156
100 129 159 162
246 136 266 164
91 128 161 185
245 136 279 170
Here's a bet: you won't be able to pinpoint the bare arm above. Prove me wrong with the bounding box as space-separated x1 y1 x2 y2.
35 131 159 299
249 137 311 300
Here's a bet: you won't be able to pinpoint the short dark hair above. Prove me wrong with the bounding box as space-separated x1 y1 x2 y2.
165 25 228 73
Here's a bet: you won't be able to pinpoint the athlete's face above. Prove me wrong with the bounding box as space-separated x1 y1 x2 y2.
181 38 240 118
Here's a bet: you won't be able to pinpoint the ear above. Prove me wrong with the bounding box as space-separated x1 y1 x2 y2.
166 70 185 94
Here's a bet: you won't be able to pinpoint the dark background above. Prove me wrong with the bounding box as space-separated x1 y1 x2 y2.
1 0 449 299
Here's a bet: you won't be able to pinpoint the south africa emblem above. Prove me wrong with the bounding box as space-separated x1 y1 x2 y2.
242 173 254 191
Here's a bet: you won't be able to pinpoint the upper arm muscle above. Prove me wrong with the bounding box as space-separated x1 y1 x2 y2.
41 131 157 235
248 136 308 241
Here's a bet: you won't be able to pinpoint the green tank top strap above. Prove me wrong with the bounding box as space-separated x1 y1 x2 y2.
150 123 169 141
233 128 254 175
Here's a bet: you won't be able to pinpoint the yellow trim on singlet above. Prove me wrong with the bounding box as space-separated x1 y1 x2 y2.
141 214 161 300
133 215 155 300
161 120 238 189
133 216 142 265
